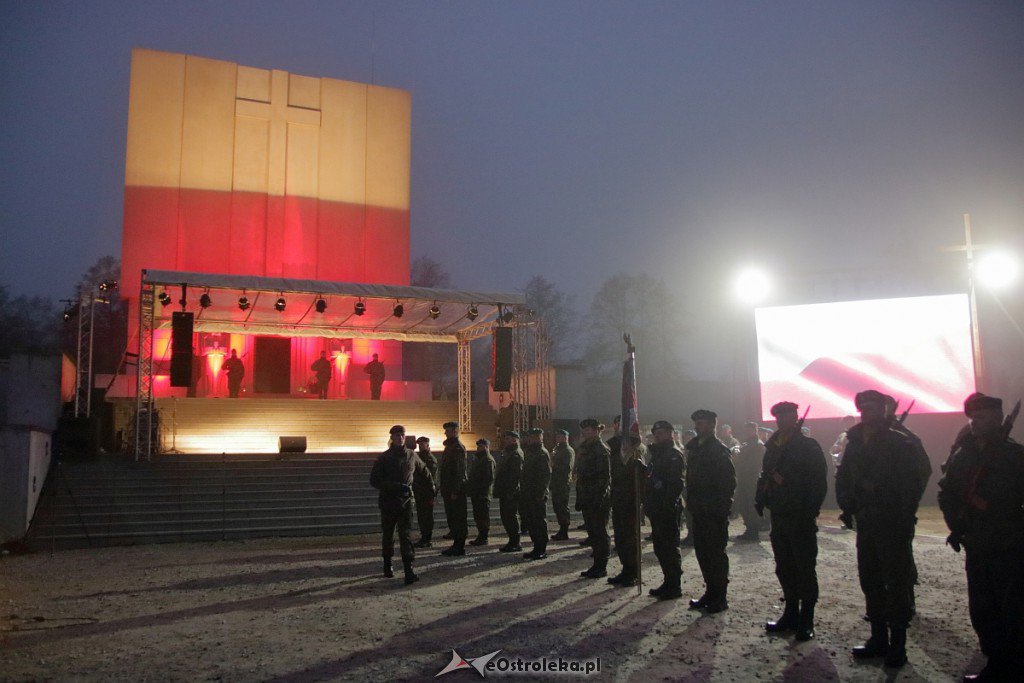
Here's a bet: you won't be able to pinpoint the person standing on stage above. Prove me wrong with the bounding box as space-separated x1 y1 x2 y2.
413 436 438 548
646 420 685 598
439 421 469 556
576 418 612 578
364 353 386 400
311 351 332 400
224 348 245 398
836 389 927 669
938 393 1024 682
549 429 575 540
369 425 426 585
685 409 737 613
610 422 648 587
734 421 767 542
757 402 828 641
494 430 524 553
520 427 552 560
468 438 496 546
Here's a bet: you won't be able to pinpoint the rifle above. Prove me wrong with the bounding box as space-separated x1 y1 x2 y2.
754 407 810 516
1003 400 1021 440
897 400 916 426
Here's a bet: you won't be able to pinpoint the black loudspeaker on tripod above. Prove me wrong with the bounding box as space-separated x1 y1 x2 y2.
170 311 194 387
492 327 513 392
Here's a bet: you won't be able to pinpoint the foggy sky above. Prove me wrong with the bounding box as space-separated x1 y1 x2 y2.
3 0 1023 317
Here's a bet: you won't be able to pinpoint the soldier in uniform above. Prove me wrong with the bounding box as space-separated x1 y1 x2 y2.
756 402 828 641
468 438 496 546
413 437 437 548
938 393 1024 682
549 429 575 540
836 389 927 668
646 420 685 598
369 425 427 584
734 421 766 542
520 427 552 560
685 409 736 613
494 430 524 552
438 421 469 557
576 418 612 578
610 423 648 587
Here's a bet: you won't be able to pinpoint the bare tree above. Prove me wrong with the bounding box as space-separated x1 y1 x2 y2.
520 275 579 363
407 256 457 397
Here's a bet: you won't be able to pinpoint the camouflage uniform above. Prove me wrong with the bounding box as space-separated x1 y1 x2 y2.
468 447 495 542
576 435 612 572
494 443 524 548
439 437 469 546
611 435 648 581
685 434 736 605
520 441 552 555
645 440 685 591
550 442 575 534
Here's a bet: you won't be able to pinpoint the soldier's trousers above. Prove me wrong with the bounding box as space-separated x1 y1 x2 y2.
856 526 914 627
415 494 434 541
551 488 571 528
381 502 415 563
736 489 760 534
692 513 730 595
612 498 640 578
965 545 1024 663
769 513 819 603
520 497 548 553
500 496 520 546
443 494 468 542
649 506 682 587
471 495 491 536
582 503 610 569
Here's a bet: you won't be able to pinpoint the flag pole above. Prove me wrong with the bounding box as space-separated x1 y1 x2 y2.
623 334 642 597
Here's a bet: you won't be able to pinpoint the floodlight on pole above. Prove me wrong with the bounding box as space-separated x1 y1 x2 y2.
977 251 1019 289
734 268 772 305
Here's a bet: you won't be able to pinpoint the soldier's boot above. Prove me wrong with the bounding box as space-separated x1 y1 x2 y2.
441 539 466 556
469 533 488 546
383 559 394 578
884 626 907 668
795 601 816 641
402 560 419 586
679 535 694 547
765 600 799 633
657 576 683 600
733 528 760 542
551 523 569 541
852 622 889 659
688 592 710 609
415 532 432 548
704 587 729 613
581 562 607 579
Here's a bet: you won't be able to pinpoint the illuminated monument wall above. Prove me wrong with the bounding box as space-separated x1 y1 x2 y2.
121 48 411 398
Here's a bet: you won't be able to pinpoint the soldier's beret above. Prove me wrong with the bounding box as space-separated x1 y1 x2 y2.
770 401 799 417
690 409 717 421
651 420 675 432
555 429 569 436
684 429 698 437
389 425 405 434
527 427 544 436
505 430 520 439
416 436 430 444
579 418 601 430
964 392 1002 416
854 390 887 409
476 438 490 447
613 415 621 425
442 421 459 430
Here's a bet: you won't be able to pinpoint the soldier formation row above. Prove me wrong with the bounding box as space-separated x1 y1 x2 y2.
369 391 1022 683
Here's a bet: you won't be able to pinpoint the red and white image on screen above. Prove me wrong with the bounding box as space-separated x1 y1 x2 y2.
754 294 976 421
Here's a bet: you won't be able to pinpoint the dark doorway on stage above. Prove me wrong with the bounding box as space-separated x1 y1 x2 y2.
253 337 291 394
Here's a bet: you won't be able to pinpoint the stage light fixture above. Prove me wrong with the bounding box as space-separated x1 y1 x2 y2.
158 291 172 306
98 279 118 292
199 292 212 309
62 305 79 322
275 296 287 312
501 310 515 324
393 302 404 318
315 297 327 314
428 303 441 319
238 294 250 311
354 300 366 316
467 304 479 321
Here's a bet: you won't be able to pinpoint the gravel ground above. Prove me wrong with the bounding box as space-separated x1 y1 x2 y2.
0 507 981 682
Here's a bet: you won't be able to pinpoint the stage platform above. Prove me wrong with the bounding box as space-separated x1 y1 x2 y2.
117 398 499 455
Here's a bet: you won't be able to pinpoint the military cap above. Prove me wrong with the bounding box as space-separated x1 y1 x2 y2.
415 436 430 444
579 418 601 430
504 430 520 439
612 415 622 425
476 438 490 447
854 390 887 409
651 420 675 433
770 401 799 417
442 421 459 430
555 429 569 436
389 425 405 434
690 409 717 421
964 392 1002 416
526 427 544 436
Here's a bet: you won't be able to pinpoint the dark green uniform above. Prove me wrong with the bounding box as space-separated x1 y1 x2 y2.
370 445 426 567
439 437 469 543
645 441 685 590
756 430 828 609
550 443 575 532
939 431 1024 676
576 436 612 571
735 437 766 536
494 444 524 548
520 442 551 554
685 434 736 603
468 448 496 541
412 448 437 545
611 435 648 581
891 420 933 604
835 423 925 630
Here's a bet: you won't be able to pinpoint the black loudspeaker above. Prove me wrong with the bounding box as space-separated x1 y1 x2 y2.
278 436 307 453
492 327 513 392
170 312 194 387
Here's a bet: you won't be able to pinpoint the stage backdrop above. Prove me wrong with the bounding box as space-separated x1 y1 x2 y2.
121 48 411 297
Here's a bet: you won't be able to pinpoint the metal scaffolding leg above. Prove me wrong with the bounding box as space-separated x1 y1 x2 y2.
535 321 551 422
512 317 529 434
74 294 94 418
457 336 472 432
135 284 156 461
